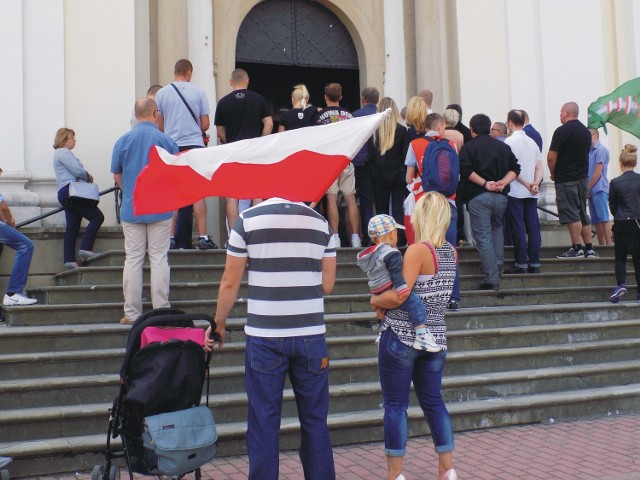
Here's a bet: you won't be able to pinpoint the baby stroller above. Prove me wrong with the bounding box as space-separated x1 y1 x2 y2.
91 308 219 480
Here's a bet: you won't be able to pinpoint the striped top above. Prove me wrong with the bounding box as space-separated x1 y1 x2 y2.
227 198 336 337
381 242 456 350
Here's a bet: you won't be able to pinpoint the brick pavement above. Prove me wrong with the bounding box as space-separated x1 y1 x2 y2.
21 414 640 480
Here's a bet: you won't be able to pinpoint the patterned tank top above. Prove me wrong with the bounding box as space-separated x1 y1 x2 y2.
381 241 456 350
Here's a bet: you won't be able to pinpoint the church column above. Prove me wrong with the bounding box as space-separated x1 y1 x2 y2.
0 1 42 223
383 0 407 108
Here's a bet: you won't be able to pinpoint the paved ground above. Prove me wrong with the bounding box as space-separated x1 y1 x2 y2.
20 414 640 480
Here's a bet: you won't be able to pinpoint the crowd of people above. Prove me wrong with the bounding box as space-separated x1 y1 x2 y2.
3 57 640 480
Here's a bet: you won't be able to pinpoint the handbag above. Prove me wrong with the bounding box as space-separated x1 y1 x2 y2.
68 181 100 207
142 406 217 475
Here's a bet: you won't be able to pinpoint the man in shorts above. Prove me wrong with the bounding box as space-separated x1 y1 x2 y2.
587 129 613 245
316 82 361 247
547 102 596 258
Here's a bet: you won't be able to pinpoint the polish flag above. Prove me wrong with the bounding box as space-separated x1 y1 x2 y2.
133 110 389 215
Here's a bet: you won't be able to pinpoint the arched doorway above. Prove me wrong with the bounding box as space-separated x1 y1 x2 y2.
236 0 360 127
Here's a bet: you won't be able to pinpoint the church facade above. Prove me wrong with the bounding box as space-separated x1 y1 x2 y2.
2 0 639 242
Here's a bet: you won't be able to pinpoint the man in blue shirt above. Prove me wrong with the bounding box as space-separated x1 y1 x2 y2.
111 98 179 324
588 129 612 245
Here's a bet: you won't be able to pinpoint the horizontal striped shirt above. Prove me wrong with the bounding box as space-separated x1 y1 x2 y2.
227 198 336 337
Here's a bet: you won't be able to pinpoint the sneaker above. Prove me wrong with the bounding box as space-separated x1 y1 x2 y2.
64 262 78 270
78 249 99 261
609 284 627 303
585 249 599 258
198 235 218 250
351 234 362 248
412 329 442 352
440 469 459 480
169 237 177 249
395 475 407 480
333 234 341 248
637 293 640 303
556 247 584 259
119 316 135 325
528 266 540 274
3 292 37 306
448 300 460 311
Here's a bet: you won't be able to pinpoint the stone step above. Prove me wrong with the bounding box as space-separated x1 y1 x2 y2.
51 255 629 287
29 270 636 305
6 282 634 326
3 382 639 476
3 358 639 442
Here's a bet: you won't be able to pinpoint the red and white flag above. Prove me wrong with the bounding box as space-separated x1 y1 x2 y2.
133 110 389 215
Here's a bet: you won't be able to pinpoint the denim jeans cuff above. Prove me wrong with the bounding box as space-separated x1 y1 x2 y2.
434 442 455 454
385 448 405 457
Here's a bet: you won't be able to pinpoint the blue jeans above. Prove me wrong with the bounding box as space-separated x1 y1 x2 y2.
174 145 203 249
0 222 34 294
378 329 454 456
245 334 335 480
401 292 426 329
445 203 461 301
58 184 104 263
506 197 541 268
467 193 508 285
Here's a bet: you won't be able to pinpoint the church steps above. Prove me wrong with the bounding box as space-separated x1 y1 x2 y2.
2 248 640 476
3 383 639 476
2 358 639 443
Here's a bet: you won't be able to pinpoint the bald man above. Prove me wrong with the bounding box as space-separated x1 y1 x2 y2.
547 102 595 258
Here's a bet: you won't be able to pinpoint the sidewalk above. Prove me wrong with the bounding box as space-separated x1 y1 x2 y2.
25 414 640 480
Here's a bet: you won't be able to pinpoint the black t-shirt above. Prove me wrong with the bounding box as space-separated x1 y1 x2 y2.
214 89 271 143
315 107 353 125
279 107 317 131
549 119 591 183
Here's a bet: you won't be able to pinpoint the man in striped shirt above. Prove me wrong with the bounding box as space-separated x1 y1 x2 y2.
205 197 337 480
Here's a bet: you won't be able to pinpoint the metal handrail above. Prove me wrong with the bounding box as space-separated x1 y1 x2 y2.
15 186 120 229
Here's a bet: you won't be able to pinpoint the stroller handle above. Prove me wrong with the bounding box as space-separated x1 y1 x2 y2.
136 312 218 340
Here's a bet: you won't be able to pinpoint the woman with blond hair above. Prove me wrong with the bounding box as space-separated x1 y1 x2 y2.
369 97 409 245
608 144 640 303
371 191 459 480
53 128 104 269
278 83 316 132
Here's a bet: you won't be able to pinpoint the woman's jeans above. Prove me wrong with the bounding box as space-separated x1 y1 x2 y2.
245 334 335 480
378 328 455 456
58 184 104 263
0 221 34 293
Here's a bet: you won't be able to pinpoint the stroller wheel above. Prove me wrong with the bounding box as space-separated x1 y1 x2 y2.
108 465 120 480
90 465 103 480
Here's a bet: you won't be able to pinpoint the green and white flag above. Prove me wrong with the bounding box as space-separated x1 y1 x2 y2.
587 77 640 138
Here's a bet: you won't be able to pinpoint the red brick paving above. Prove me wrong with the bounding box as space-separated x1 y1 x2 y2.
23 414 640 479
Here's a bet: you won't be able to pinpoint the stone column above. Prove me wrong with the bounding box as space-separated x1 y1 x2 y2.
383 0 407 108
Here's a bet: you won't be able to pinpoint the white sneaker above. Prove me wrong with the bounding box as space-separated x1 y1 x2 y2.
412 329 441 352
351 234 362 248
395 475 407 480
333 234 341 248
3 292 37 306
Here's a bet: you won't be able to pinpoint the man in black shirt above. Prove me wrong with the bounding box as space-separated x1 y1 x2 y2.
547 102 595 258
215 68 273 231
459 114 520 289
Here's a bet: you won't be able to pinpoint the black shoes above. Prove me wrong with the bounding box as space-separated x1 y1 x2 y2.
528 266 540 274
447 300 460 311
504 265 528 274
479 282 498 290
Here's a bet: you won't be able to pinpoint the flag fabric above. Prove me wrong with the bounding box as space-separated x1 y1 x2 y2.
587 77 640 138
133 110 389 215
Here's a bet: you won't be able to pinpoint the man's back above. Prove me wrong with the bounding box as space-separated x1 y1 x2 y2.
214 89 271 143
550 119 591 182
315 106 353 125
227 198 336 337
155 81 209 147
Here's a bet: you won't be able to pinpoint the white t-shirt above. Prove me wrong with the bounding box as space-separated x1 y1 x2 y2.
505 130 541 199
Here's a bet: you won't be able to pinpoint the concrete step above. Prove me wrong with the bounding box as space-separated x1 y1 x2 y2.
3 382 639 476
29 270 636 305
3 301 639 351
3 356 639 442
6 283 634 326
